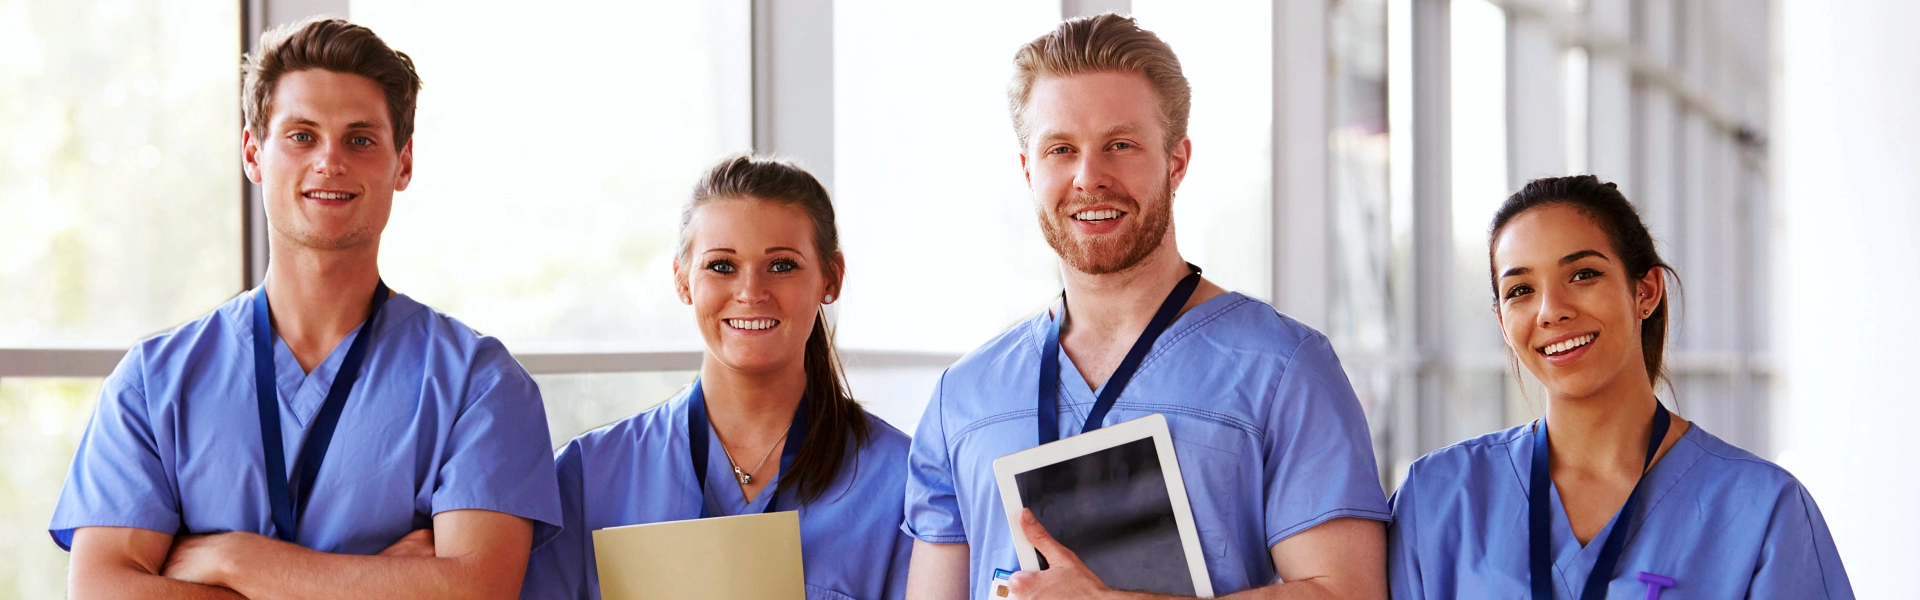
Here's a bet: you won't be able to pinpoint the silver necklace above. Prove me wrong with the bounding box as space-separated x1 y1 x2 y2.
721 430 788 485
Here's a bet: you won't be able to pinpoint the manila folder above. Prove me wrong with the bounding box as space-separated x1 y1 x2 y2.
591 510 805 600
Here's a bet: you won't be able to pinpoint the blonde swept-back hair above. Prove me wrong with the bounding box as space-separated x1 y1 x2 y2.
1007 13 1192 152
243 17 422 150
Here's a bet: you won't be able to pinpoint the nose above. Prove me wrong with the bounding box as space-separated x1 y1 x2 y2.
312 139 349 178
1536 285 1576 326
734 268 773 306
1072 149 1114 195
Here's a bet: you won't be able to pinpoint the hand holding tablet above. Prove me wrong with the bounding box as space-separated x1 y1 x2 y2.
992 414 1215 598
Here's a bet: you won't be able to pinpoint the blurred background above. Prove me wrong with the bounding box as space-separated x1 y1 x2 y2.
2 0 1912 596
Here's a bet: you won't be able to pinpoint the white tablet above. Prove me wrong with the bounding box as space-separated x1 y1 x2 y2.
992 413 1213 598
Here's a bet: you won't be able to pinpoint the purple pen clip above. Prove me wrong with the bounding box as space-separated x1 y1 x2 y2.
1637 572 1676 600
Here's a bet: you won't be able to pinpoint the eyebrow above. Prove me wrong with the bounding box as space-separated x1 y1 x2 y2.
283 117 385 132
700 247 805 255
1499 249 1612 279
1035 124 1146 145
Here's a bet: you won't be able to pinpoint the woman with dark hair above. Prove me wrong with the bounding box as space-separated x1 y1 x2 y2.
521 155 911 600
1387 175 1853 599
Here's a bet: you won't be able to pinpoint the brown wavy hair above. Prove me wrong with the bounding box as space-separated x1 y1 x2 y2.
243 17 422 150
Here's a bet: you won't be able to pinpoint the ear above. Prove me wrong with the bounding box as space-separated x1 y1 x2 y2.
1165 136 1192 193
1634 267 1665 317
242 128 264 184
1019 151 1033 188
393 138 415 192
672 260 692 305
826 251 846 301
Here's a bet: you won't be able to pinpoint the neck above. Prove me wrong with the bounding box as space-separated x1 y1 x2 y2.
262 239 384 372
1059 243 1192 336
1543 381 1666 473
698 357 807 448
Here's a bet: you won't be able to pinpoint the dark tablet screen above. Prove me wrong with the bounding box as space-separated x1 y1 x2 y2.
1013 437 1195 595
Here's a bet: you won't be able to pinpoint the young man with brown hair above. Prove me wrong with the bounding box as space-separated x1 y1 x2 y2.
904 14 1390 600
49 18 560 599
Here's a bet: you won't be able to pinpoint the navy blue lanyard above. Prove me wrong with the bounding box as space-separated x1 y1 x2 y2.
686 379 809 518
251 280 389 543
1529 404 1671 600
1038 264 1201 445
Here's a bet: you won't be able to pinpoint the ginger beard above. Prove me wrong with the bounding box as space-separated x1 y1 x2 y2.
1037 178 1174 276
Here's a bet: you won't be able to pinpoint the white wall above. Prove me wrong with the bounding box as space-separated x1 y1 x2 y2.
1775 0 1920 595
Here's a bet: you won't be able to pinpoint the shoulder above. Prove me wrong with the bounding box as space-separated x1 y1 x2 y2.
1400 423 1533 497
381 293 533 385
569 389 690 459
859 410 913 459
115 293 255 389
1180 292 1330 364
1672 424 1811 498
940 308 1049 382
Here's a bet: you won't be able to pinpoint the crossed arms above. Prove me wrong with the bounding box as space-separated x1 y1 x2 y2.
67 509 532 600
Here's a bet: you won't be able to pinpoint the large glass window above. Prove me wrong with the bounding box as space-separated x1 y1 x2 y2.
1130 0 1274 300
830 0 1063 355
352 0 752 352
0 0 242 346
0 378 100 599
1446 0 1514 442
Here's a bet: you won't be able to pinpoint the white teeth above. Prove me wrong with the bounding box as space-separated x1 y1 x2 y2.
1073 209 1121 221
1543 333 1596 356
726 318 777 331
306 191 353 200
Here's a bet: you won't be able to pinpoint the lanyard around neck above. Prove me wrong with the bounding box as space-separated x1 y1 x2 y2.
1529 404 1672 600
251 280 389 543
1037 264 1201 445
686 378 809 518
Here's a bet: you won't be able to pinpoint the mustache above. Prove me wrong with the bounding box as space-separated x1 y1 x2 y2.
1056 190 1141 215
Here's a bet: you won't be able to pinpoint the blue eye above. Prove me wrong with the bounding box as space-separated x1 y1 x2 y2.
290 132 313 143
770 259 798 273
349 136 374 147
706 260 736 274
1047 145 1072 155
1112 141 1133 150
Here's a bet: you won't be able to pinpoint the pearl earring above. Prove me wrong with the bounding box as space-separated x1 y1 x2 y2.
824 294 834 304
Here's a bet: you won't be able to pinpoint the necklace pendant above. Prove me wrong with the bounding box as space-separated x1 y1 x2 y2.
736 468 752 485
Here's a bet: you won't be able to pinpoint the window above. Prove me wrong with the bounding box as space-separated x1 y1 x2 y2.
351 0 753 352
1131 0 1273 299
0 0 242 346
0 378 100 599
830 0 1064 355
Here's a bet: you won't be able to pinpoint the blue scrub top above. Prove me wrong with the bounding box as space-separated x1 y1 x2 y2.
1388 421 1854 599
520 385 913 600
903 292 1391 598
48 290 564 553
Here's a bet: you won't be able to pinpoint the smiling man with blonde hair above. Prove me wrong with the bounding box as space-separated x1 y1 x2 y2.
903 13 1390 600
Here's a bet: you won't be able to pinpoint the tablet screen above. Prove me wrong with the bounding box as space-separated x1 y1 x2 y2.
1013 437 1195 595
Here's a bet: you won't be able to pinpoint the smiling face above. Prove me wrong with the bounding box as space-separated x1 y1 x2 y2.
1019 71 1190 275
1492 203 1665 401
243 68 412 253
676 199 843 377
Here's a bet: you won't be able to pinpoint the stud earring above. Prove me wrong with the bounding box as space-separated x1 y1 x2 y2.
824 294 834 304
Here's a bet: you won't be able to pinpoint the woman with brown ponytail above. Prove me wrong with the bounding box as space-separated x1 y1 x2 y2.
1386 175 1853 599
521 155 911 600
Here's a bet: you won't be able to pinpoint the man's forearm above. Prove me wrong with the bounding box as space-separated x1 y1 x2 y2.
215 536 524 600
71 564 247 600
1107 578 1342 600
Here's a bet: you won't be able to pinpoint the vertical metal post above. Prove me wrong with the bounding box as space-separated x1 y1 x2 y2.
1410 0 1452 460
